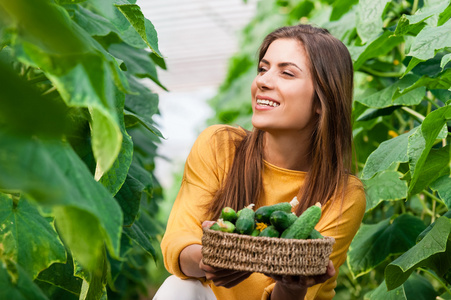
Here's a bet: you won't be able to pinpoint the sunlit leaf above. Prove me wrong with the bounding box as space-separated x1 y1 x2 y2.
385 216 451 290
356 0 390 43
362 170 408 211
347 214 426 278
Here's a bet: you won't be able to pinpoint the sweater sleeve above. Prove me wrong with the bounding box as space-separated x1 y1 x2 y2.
160 125 236 280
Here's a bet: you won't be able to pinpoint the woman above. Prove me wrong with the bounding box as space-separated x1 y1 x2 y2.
155 24 366 300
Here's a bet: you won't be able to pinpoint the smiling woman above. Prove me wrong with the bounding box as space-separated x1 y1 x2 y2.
155 24 366 300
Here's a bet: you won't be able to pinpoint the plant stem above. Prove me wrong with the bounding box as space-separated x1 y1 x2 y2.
412 0 419 14
28 75 48 84
419 194 434 217
423 190 446 206
401 106 425 122
360 65 404 78
418 267 451 295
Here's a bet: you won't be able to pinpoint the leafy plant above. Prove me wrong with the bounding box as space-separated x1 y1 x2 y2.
210 0 451 298
0 0 166 299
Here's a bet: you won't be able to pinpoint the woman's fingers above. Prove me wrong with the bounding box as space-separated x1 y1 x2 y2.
200 259 252 288
202 220 216 228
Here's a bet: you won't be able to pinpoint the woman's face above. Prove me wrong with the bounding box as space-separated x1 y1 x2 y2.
251 38 319 134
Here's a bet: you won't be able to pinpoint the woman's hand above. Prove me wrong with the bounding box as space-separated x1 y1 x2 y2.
200 220 252 288
267 260 335 300
199 259 252 288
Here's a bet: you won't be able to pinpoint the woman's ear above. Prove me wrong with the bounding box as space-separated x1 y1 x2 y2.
316 106 322 115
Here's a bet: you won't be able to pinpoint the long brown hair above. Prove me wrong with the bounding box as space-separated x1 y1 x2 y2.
208 24 354 219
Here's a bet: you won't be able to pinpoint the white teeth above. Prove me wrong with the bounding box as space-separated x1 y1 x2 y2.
257 99 279 107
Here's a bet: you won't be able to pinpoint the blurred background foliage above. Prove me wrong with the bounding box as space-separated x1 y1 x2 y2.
0 0 450 299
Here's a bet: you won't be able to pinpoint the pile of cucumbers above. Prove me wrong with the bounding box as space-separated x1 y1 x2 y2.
208 198 324 239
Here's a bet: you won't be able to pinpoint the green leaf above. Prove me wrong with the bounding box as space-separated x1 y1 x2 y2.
361 127 418 180
71 5 117 37
330 0 358 21
364 273 438 300
385 216 451 290
441 53 451 70
396 68 451 98
356 106 401 122
36 255 83 295
114 4 162 57
362 170 408 212
364 280 406 299
99 90 133 195
350 31 405 70
356 74 426 108
430 175 451 208
356 0 391 43
108 42 167 90
407 106 451 194
78 251 108 300
0 261 49 300
0 193 66 280
123 213 156 260
347 214 426 278
409 144 450 195
407 18 451 63
0 135 123 269
114 174 143 226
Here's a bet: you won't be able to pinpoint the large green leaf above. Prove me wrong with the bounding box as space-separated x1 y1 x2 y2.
330 0 358 21
385 216 451 290
0 134 123 269
407 106 451 194
123 212 157 260
356 74 426 108
0 193 66 280
356 0 391 43
347 214 426 278
361 127 418 180
362 171 408 212
404 18 451 74
78 251 108 300
364 280 406 300
0 261 49 300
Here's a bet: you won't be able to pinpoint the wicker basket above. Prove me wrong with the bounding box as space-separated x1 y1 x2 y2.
201 228 335 276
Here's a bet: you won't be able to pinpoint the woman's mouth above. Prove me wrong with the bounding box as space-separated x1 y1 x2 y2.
256 99 280 107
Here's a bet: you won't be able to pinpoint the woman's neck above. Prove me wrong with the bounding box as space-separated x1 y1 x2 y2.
262 130 312 172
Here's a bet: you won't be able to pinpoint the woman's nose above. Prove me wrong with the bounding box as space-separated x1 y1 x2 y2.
256 72 274 90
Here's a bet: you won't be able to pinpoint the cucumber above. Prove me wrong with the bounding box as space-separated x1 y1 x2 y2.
235 206 255 235
217 219 236 233
209 222 221 231
307 228 323 239
255 197 299 224
251 229 260 236
259 225 280 238
220 207 238 223
270 211 297 231
281 202 322 239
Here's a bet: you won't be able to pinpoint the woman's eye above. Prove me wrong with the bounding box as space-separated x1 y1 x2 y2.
257 67 267 73
283 71 294 77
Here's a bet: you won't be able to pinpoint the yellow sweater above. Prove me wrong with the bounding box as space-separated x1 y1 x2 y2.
161 125 366 300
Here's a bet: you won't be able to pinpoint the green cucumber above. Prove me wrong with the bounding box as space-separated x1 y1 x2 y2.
281 202 322 239
235 206 255 235
270 211 297 231
307 228 323 239
259 225 280 238
255 197 299 224
251 229 260 236
218 220 236 233
209 222 221 231
220 207 238 223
